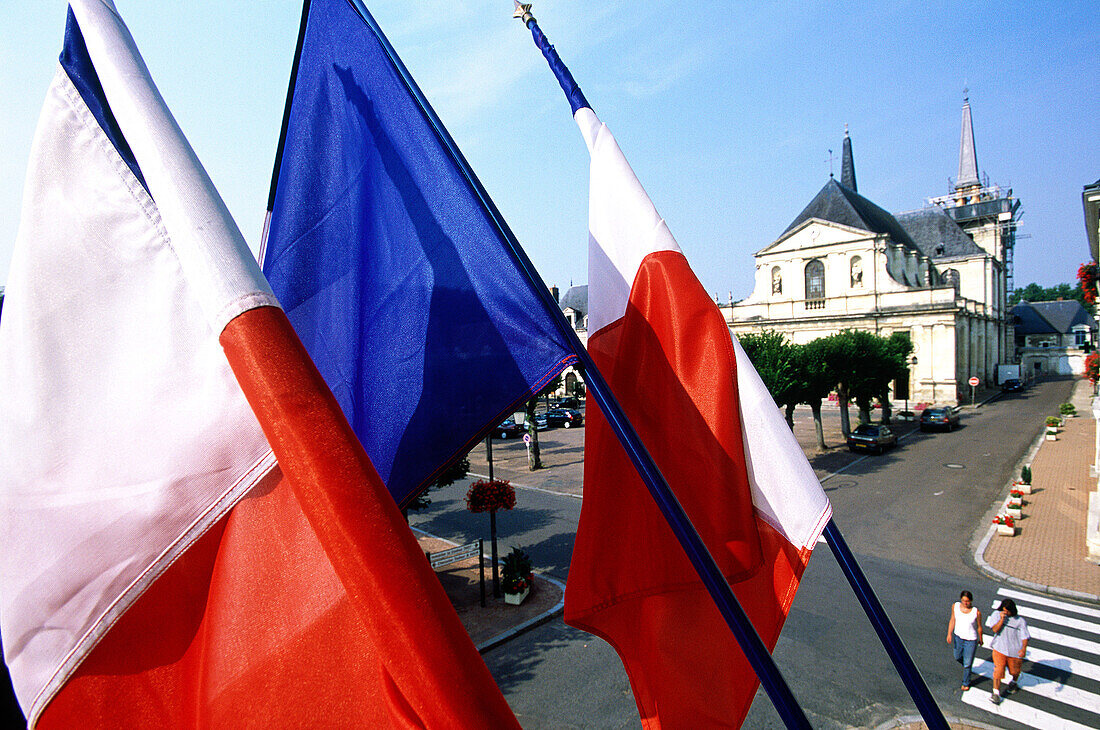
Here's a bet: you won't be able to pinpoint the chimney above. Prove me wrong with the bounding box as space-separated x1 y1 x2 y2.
550 285 560 303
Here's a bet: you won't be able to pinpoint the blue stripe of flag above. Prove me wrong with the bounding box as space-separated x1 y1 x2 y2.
263 0 577 506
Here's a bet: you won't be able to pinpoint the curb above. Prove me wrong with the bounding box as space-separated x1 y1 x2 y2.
971 409 1100 605
410 526 566 653
475 573 565 654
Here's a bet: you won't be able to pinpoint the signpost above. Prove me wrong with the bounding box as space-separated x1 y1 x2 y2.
968 376 979 405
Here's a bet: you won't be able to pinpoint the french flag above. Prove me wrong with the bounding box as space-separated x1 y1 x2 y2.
565 107 832 727
0 2 517 726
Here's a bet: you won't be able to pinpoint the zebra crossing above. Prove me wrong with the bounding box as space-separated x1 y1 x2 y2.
961 587 1100 729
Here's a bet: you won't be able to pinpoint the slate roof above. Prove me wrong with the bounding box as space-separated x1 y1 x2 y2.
781 178 919 251
895 207 985 259
558 285 588 317
1011 300 1096 335
841 133 857 192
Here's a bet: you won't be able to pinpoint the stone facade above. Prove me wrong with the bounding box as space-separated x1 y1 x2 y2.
721 104 1017 406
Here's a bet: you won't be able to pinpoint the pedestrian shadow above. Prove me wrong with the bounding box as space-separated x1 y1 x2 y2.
1023 657 1072 687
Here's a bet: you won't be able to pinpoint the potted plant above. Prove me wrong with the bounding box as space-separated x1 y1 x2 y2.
1019 465 1032 493
993 514 1017 536
1005 500 1023 519
1045 416 1060 439
500 547 534 605
1008 488 1025 507
1060 402 1077 418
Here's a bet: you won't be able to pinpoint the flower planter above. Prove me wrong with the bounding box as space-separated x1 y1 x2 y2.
1016 483 1032 495
504 587 530 605
996 524 1018 536
1046 432 1057 441
1006 507 1022 519
1008 498 1023 508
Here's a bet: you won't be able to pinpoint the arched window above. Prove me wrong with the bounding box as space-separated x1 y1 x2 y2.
942 268 960 292
850 256 863 288
805 259 825 309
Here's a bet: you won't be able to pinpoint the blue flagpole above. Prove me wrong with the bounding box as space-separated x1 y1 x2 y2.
824 520 949 729
502 4 810 728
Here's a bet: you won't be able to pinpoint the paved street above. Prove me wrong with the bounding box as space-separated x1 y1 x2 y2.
410 376 1100 728
963 588 1100 729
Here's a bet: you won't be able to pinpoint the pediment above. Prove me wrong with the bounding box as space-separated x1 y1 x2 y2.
757 219 876 257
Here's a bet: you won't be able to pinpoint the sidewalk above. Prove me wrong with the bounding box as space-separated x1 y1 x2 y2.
976 377 1100 601
413 528 565 652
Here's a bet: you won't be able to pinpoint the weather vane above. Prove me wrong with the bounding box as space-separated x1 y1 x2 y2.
826 148 835 178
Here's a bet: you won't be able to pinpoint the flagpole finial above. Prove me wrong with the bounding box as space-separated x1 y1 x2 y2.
513 2 535 24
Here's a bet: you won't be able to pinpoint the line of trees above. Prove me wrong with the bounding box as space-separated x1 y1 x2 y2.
1009 281 1095 313
738 329 913 448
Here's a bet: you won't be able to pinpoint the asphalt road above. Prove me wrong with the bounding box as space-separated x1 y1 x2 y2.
410 377 1084 728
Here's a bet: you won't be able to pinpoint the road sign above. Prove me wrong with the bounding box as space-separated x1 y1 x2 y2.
523 433 532 445
968 376 979 387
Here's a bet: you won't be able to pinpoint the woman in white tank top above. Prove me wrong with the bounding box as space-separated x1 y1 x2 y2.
946 590 983 690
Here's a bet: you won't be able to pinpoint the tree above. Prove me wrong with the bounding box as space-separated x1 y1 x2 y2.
403 451 470 519
524 396 542 470
797 338 837 450
878 332 914 424
737 330 800 428
820 330 910 433
820 331 863 437
839 331 887 425
1009 280 1094 314
524 374 562 471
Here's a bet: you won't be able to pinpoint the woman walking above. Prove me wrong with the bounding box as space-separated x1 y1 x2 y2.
987 598 1030 705
946 590 982 691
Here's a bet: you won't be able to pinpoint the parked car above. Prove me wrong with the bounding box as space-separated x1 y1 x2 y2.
553 396 582 409
1001 378 1023 392
493 418 524 439
919 405 961 432
533 413 549 430
544 408 584 429
846 423 898 454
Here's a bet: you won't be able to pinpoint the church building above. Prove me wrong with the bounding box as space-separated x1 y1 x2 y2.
721 98 1020 406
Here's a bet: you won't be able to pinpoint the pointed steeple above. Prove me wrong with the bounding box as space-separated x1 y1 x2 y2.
956 90 979 189
840 124 857 192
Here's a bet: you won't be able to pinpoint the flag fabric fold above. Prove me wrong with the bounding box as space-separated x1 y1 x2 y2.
262 0 577 507
0 2 518 726
565 107 832 728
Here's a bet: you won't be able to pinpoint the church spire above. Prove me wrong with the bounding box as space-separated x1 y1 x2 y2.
840 124 857 192
956 90 979 189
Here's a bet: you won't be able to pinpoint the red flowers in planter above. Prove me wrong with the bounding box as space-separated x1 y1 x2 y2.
992 515 1016 528
1079 262 1098 305
1086 352 1100 385
466 479 516 513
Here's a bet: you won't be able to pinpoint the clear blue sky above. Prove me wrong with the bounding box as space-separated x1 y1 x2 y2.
2 1 1097 300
